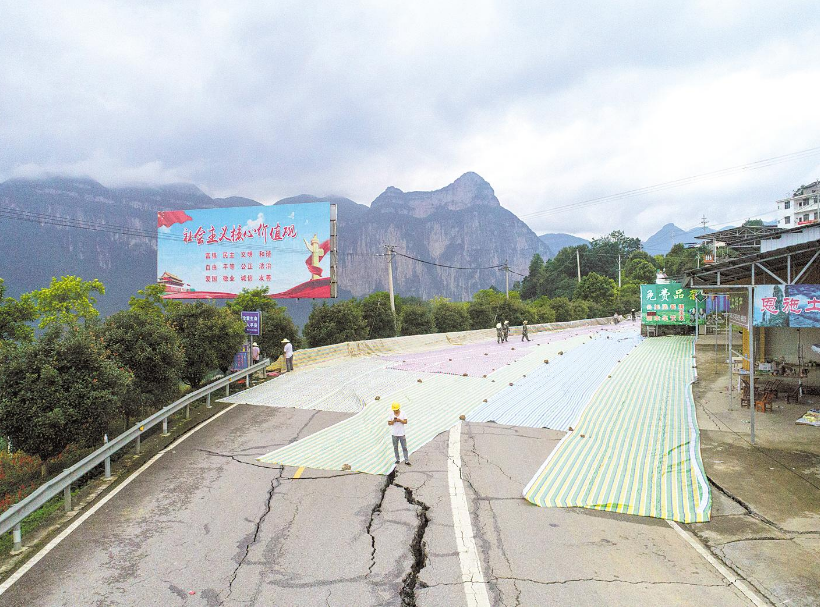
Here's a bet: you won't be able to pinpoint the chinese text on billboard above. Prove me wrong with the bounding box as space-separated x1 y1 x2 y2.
157 203 333 299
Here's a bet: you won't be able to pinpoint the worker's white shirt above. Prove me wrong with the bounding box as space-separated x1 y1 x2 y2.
390 415 406 437
284 343 293 358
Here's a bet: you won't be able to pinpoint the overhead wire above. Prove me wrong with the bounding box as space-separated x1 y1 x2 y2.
520 145 820 220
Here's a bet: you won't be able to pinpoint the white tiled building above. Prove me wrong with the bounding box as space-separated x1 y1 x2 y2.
777 180 820 227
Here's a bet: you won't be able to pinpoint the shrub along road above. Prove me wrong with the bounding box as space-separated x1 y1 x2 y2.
0 399 755 606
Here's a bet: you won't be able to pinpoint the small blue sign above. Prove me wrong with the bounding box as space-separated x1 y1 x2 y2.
241 311 261 335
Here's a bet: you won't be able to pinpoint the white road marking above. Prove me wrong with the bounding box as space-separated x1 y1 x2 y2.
0 404 240 597
667 521 768 606
447 422 491 607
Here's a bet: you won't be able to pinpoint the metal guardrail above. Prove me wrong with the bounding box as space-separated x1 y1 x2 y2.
0 357 271 551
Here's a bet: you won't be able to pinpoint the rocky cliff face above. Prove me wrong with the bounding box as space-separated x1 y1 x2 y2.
0 177 260 314
329 173 551 299
0 172 550 316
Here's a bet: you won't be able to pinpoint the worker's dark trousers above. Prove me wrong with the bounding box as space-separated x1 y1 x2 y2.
392 436 409 462
522 334 530 341
285 356 293 372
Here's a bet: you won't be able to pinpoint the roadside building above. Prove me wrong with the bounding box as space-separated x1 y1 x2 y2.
684 223 820 442
777 180 820 228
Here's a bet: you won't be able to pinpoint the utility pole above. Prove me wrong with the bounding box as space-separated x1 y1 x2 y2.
504 260 510 300
701 214 708 235
618 254 622 288
576 249 581 282
384 245 397 330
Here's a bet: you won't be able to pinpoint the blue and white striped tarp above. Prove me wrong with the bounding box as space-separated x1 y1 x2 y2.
467 332 642 430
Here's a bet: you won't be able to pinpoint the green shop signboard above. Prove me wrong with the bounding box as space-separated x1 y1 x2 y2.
640 283 705 325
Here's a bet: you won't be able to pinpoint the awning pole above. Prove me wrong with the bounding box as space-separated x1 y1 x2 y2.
728 311 732 409
747 285 755 445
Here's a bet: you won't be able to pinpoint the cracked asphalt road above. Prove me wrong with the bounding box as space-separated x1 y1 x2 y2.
1 404 756 606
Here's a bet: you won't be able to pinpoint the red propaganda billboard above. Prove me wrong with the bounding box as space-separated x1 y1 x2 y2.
157 203 337 299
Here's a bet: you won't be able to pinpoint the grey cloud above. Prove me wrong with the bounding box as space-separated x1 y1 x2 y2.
1 1 819 241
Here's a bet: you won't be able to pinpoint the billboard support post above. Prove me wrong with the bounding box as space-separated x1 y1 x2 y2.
330 204 338 298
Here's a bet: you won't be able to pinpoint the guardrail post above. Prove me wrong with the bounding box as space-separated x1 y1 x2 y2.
225 383 230 397
12 523 22 553
135 432 141 454
206 393 211 409
104 434 111 479
162 417 169 436
64 485 72 512
246 371 251 388
185 402 190 420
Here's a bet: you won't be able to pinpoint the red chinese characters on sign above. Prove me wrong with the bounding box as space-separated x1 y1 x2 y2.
806 298 820 312
760 297 779 315
182 224 297 246
782 297 802 314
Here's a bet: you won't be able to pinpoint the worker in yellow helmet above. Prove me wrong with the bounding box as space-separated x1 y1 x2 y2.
388 402 410 466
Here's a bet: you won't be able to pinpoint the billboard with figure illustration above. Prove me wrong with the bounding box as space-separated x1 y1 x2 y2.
640 282 705 325
753 284 820 327
157 203 335 299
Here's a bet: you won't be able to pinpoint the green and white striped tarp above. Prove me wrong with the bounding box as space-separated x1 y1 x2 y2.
523 336 711 523
257 333 593 474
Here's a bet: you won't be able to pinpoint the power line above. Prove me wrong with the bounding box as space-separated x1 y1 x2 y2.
521 145 820 220
393 251 505 271
0 205 375 258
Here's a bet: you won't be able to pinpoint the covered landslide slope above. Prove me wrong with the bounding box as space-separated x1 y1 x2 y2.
523 336 712 523
256 331 596 474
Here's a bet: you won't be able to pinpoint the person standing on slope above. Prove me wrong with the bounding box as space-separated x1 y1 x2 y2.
502 320 510 342
282 338 294 372
521 320 530 341
496 322 503 344
388 402 410 466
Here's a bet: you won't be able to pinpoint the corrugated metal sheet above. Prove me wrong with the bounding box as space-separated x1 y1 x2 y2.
523 337 711 523
467 332 642 430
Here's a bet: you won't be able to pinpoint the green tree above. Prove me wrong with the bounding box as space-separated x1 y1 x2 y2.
433 302 470 333
400 304 434 336
625 259 656 284
570 299 590 320
0 325 131 471
303 300 368 347
467 302 495 329
28 276 105 329
167 303 246 386
102 309 185 427
520 254 546 300
226 287 301 359
526 296 556 324
742 219 764 227
547 297 573 322
616 283 641 314
128 283 173 319
0 278 37 346
575 272 617 309
361 292 397 339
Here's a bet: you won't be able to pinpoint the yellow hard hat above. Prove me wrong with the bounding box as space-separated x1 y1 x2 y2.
391 402 401 411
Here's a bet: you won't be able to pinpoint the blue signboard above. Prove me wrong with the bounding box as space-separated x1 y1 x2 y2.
241 311 261 335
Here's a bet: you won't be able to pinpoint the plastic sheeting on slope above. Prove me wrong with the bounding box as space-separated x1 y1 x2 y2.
467 331 642 430
382 325 614 377
221 358 421 413
523 336 711 523
268 317 621 372
257 333 595 475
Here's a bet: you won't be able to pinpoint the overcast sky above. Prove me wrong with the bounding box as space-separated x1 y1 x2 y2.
2 1 819 240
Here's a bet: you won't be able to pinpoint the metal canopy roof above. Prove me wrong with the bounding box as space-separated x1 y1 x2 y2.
684 238 820 287
694 225 783 250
